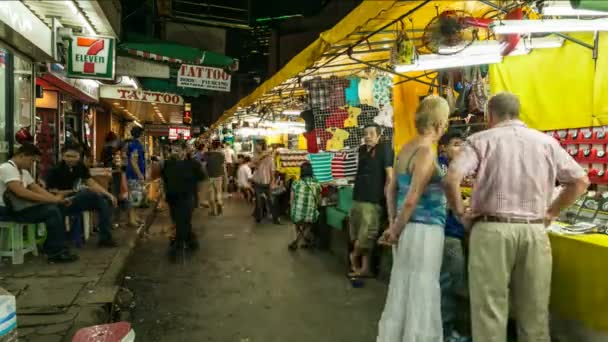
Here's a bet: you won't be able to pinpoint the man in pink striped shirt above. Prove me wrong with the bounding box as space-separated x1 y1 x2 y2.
444 92 589 342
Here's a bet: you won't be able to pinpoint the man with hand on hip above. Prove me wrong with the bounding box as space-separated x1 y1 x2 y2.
444 92 589 342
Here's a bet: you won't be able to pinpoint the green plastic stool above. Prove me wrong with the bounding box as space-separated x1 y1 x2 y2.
0 222 39 264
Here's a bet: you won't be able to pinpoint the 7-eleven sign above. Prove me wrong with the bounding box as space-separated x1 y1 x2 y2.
67 35 115 80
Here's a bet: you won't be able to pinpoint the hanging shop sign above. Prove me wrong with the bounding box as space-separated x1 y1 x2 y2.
177 64 231 92
169 127 191 140
68 35 116 80
116 56 170 79
100 86 184 105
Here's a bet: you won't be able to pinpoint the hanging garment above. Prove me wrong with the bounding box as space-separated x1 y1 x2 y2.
345 76 361 106
325 127 350 151
374 104 394 128
308 152 333 183
373 73 393 107
328 76 350 109
325 107 349 129
300 109 315 132
359 76 375 105
303 77 330 110
303 131 318 153
313 128 332 152
344 106 362 128
331 149 359 178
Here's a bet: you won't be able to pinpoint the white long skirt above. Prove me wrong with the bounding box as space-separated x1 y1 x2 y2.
377 222 445 342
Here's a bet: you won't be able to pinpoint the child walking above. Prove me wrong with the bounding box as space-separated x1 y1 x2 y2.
288 162 322 250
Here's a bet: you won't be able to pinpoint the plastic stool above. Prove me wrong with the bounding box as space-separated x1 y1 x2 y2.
0 222 39 264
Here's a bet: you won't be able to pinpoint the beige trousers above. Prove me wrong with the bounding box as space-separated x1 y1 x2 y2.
198 180 210 205
469 222 552 342
209 177 223 209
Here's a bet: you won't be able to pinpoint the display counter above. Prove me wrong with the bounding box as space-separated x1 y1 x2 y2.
549 232 608 335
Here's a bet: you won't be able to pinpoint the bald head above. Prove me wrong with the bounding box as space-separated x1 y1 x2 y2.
487 92 520 124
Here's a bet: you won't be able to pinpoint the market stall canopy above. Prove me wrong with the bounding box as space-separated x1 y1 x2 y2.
118 37 237 68
208 0 503 131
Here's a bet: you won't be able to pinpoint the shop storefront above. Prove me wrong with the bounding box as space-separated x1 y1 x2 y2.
0 1 55 162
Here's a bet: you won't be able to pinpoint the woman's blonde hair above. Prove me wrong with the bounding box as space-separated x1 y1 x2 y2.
415 95 450 134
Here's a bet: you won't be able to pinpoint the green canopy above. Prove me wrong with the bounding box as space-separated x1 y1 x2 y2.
118 34 236 68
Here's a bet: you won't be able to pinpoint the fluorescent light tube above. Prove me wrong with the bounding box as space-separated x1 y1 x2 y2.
394 53 502 73
542 1 608 16
508 36 565 56
491 19 608 34
438 40 502 55
282 110 302 115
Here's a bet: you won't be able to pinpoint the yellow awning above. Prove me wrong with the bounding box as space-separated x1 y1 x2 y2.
211 0 502 130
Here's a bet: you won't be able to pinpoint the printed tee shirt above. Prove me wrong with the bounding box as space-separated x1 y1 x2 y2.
0 161 35 207
344 76 361 106
126 139 145 180
358 77 374 105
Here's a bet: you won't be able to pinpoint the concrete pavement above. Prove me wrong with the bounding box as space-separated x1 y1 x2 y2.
0 220 141 342
124 199 388 342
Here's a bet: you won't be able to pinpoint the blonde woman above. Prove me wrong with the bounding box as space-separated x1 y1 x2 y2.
377 96 450 342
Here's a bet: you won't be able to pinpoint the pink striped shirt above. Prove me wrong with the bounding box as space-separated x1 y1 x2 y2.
450 120 585 219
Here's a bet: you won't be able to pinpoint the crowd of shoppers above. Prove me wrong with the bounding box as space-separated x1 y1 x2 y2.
372 92 589 342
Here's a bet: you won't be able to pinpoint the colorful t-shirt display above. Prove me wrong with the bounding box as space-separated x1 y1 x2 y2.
303 77 329 109
373 73 393 107
345 76 361 106
308 152 333 182
358 77 374 105
331 149 358 178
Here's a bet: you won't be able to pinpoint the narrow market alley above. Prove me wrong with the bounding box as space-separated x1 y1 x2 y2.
124 199 387 342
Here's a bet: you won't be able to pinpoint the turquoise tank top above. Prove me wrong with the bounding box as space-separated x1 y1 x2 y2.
396 156 447 226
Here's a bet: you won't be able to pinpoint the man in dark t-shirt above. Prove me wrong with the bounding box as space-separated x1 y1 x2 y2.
46 143 117 247
162 143 207 259
349 124 394 277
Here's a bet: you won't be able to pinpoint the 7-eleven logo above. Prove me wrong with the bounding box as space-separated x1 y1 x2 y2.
76 37 105 74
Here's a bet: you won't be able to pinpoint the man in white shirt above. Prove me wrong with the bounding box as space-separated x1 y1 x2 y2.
237 156 253 202
223 142 236 193
0 144 78 263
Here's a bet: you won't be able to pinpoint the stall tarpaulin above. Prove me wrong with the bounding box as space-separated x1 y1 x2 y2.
490 32 608 131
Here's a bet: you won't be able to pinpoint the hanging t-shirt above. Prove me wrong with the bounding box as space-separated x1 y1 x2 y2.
324 107 349 129
308 152 333 183
344 76 361 106
303 131 319 153
303 77 330 109
374 104 394 128
328 76 350 109
358 77 374 105
373 73 393 107
331 149 358 178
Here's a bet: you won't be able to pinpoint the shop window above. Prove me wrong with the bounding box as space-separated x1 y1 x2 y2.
0 48 6 162
13 54 33 147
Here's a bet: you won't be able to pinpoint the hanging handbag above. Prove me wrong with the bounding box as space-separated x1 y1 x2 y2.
2 162 40 213
468 66 490 114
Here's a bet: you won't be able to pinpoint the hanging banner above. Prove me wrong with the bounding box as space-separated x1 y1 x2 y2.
100 86 184 105
116 56 170 79
68 35 116 80
177 64 231 92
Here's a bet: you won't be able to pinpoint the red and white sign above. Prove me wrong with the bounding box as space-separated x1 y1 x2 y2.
169 127 191 140
177 64 231 92
100 86 184 105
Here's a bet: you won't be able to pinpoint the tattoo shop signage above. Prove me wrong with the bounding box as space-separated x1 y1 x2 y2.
177 64 231 92
68 35 116 80
100 87 184 106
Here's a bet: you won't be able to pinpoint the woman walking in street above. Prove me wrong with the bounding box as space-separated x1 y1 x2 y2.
376 96 450 342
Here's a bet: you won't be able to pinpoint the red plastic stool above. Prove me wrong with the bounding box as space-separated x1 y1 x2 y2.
72 322 135 342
